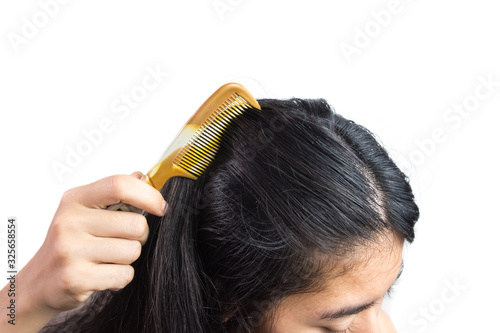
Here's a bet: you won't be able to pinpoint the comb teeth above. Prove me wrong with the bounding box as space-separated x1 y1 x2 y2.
174 93 254 176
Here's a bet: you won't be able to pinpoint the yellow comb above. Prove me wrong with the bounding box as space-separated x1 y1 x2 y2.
108 82 261 212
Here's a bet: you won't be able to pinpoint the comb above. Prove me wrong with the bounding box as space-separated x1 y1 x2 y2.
107 82 261 212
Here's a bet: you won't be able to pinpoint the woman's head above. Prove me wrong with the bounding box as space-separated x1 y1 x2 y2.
41 98 419 333
183 98 418 331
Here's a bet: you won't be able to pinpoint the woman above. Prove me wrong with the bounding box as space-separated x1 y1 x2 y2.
3 98 419 332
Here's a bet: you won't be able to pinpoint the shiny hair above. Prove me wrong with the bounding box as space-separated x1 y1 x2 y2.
42 98 419 332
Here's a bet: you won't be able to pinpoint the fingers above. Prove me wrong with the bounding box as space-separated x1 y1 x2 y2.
93 264 135 291
84 209 149 245
67 174 167 217
60 263 135 299
85 237 143 265
52 235 143 303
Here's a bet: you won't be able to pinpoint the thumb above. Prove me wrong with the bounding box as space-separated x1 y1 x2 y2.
129 171 144 179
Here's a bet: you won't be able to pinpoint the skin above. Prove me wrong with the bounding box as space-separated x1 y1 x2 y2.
0 172 166 333
258 235 403 333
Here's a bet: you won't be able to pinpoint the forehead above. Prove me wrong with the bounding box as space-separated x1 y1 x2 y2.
322 237 403 297
276 235 404 316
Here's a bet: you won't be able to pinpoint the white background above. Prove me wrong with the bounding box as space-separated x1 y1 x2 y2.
1 1 499 332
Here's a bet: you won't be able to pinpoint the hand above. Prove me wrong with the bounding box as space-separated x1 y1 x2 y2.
0 172 167 332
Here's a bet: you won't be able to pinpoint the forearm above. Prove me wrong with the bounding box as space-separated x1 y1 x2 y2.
0 267 61 333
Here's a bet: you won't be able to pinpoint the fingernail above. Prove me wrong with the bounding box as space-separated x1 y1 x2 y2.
162 200 168 215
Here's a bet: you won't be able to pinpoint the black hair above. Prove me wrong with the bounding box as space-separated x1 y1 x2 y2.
41 98 419 332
